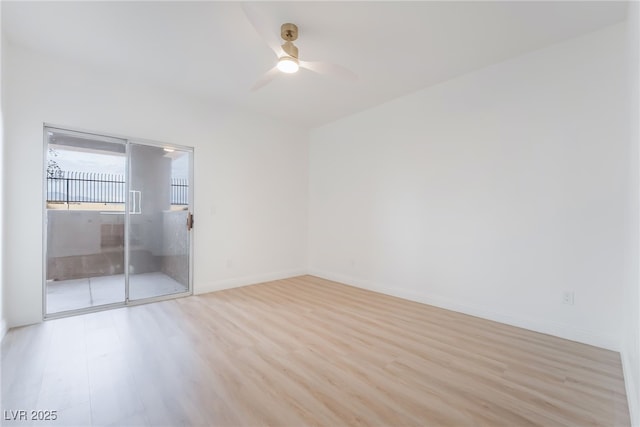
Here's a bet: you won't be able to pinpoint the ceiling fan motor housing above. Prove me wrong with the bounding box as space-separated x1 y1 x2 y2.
282 41 298 59
280 23 299 59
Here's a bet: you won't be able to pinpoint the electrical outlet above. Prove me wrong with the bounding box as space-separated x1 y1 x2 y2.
226 258 233 268
562 291 574 305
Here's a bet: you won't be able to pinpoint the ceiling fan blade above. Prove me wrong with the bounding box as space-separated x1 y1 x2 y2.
251 66 280 92
241 3 283 57
299 60 358 81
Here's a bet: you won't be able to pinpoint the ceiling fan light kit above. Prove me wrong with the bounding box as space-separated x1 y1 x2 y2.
277 56 299 73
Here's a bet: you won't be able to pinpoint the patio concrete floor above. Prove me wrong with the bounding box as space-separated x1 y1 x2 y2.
46 271 188 314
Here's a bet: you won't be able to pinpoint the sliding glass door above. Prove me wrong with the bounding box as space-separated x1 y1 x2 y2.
44 127 193 317
128 143 192 301
45 128 127 314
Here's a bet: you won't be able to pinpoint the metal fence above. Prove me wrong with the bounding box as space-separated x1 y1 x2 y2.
171 178 189 205
47 171 189 205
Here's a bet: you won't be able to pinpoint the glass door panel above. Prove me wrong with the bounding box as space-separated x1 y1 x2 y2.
45 127 127 315
128 143 191 301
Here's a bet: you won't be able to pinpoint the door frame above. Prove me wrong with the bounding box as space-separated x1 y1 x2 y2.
42 123 195 320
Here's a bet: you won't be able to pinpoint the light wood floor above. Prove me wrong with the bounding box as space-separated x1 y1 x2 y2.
1 275 630 426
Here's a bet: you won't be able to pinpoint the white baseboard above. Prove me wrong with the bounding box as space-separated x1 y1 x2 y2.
194 268 308 295
622 349 640 426
309 269 619 352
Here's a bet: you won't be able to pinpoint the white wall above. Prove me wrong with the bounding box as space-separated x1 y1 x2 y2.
309 23 628 351
3 42 308 327
624 3 640 425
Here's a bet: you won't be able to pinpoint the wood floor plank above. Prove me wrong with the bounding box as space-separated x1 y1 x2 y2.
1 275 631 426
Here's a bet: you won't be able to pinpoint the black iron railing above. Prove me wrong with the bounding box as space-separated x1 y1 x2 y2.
46 171 189 205
171 178 189 206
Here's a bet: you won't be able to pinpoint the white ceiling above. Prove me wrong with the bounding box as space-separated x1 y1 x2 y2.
2 1 628 128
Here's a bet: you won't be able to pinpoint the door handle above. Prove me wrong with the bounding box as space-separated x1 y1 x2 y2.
129 190 141 214
186 213 194 231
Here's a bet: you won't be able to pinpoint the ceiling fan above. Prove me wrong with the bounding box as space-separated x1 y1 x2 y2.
242 4 358 91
